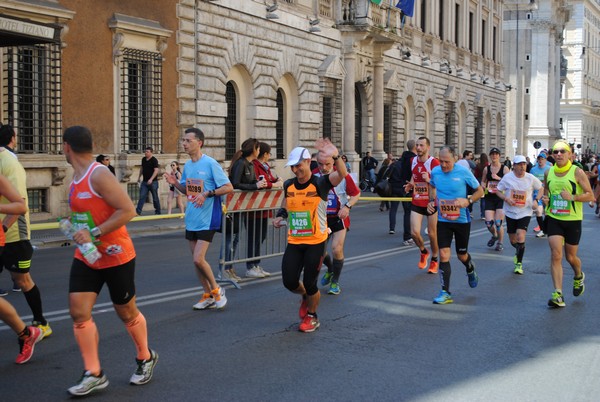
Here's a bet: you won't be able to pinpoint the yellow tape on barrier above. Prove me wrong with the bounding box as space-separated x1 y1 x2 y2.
359 196 412 202
30 213 185 231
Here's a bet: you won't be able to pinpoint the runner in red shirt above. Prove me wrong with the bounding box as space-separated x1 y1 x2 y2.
404 137 440 273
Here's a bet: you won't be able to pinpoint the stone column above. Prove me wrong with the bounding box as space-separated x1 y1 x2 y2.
343 48 357 161
372 57 385 161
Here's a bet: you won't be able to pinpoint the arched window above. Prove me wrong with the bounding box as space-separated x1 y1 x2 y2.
225 81 237 160
276 89 285 159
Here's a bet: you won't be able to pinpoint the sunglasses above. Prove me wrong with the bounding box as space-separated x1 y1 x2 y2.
553 149 567 154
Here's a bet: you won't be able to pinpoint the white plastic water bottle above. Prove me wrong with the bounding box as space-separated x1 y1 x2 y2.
59 219 102 264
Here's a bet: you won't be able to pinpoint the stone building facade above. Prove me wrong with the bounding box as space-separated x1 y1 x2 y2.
503 0 571 158
561 0 600 156
183 0 507 174
1 0 507 221
0 0 178 220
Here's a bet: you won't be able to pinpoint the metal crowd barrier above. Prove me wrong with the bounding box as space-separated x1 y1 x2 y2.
218 189 287 289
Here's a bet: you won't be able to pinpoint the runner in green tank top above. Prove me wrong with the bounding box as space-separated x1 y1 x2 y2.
542 141 594 308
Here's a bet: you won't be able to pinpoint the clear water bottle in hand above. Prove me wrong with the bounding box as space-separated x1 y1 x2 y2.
59 219 101 264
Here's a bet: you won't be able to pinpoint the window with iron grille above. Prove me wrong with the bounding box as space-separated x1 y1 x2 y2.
120 48 162 153
355 88 363 156
321 78 342 149
27 188 48 213
3 44 62 154
225 82 237 160
276 89 285 159
127 183 141 203
474 107 484 154
445 101 456 148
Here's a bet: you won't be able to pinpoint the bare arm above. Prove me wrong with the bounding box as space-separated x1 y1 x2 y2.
0 176 27 216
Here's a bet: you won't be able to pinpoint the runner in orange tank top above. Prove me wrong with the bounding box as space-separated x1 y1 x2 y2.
63 126 157 397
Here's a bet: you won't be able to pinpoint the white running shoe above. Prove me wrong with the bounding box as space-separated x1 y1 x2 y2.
536 231 546 238
130 349 158 385
192 293 215 310
68 371 109 396
212 287 227 309
246 266 266 278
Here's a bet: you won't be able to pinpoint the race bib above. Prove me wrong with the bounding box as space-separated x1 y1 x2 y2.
71 211 99 243
439 199 460 221
414 182 429 199
186 178 204 201
289 211 313 237
487 181 499 194
326 192 339 215
511 190 527 207
549 194 570 216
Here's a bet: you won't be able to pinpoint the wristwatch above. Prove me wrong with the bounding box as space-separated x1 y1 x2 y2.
345 203 352 209
332 155 340 161
90 226 102 237
468 195 473 204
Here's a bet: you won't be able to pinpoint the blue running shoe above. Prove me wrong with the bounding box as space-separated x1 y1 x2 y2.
320 271 333 287
433 290 453 304
467 270 478 288
328 282 341 295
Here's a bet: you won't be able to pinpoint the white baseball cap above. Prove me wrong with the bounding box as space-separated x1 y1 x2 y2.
513 155 527 164
285 147 311 166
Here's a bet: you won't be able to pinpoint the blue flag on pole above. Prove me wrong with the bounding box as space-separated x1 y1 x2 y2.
396 0 415 17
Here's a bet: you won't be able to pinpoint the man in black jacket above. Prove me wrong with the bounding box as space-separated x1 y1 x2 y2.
388 139 416 245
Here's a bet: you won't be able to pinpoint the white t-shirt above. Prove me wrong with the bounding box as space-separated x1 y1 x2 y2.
497 171 543 219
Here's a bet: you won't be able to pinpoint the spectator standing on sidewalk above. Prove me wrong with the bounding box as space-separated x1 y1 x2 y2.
0 124 51 338
62 126 157 396
361 151 378 187
377 153 394 211
273 139 347 332
164 127 233 310
0 174 44 364
388 140 416 245
167 161 185 215
96 154 115 175
229 138 270 278
136 146 161 215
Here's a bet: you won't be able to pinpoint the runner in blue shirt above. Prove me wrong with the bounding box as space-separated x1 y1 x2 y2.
529 152 552 237
428 146 484 304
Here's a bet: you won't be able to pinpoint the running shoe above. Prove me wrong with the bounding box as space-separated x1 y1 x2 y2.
533 225 541 233
495 243 504 252
0 288 7 297
536 231 546 238
192 293 215 310
299 314 320 333
299 297 308 319
12 283 20 292
402 239 414 246
130 349 158 385
573 272 585 297
487 236 497 247
389 230 395 234
246 266 265 278
321 271 333 287
514 262 523 275
596 206 600 215
211 287 227 309
418 250 430 269
433 290 453 304
328 282 341 295
257 266 271 277
32 321 52 339
223 269 241 281
467 269 479 288
427 260 439 274
548 291 565 308
68 370 109 396
15 326 43 364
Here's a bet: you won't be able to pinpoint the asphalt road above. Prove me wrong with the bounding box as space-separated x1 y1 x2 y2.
1 201 599 401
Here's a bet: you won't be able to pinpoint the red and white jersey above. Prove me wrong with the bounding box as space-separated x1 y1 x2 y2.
411 156 440 207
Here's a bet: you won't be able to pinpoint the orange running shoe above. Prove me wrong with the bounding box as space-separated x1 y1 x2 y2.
427 260 439 274
418 250 430 269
